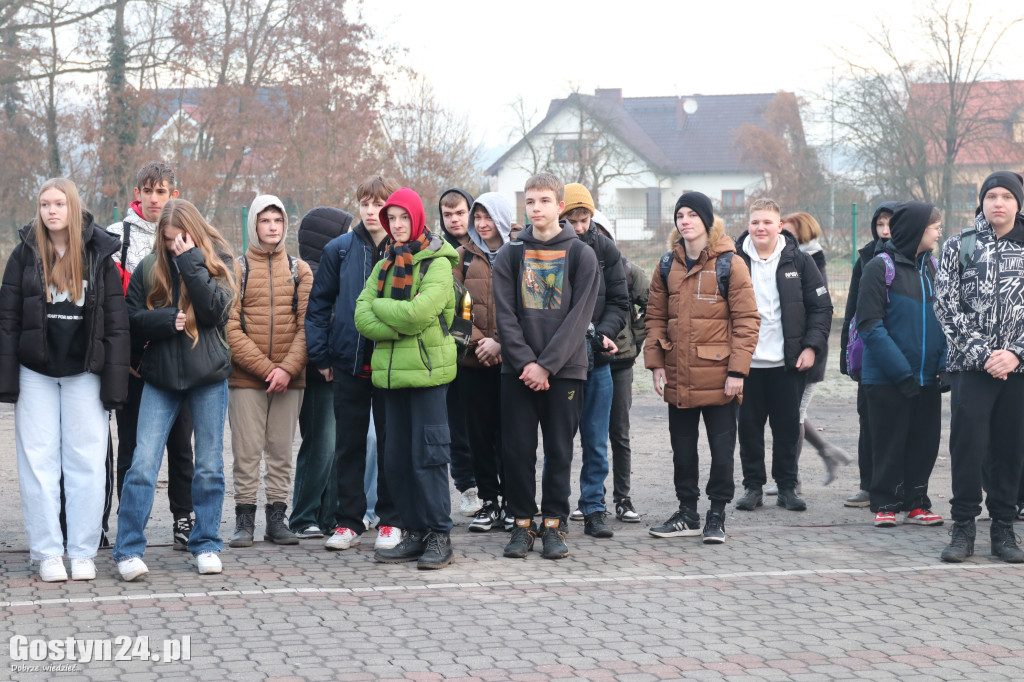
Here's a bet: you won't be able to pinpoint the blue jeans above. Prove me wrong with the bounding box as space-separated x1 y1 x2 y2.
114 381 228 560
290 380 338 531
577 363 613 515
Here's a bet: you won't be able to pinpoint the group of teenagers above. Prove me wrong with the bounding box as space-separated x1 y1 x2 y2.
2 160 1023 584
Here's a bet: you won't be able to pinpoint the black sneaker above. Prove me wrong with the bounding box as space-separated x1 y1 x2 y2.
374 530 426 563
615 498 641 523
649 508 701 538
469 500 502 533
172 515 194 551
583 511 614 538
503 519 537 558
417 531 454 570
735 487 763 511
776 488 807 512
702 511 726 544
540 518 569 560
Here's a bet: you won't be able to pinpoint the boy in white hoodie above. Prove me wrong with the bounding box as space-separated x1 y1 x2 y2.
733 199 833 513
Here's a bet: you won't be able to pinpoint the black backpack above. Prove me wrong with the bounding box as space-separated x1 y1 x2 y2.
658 250 732 299
417 258 473 360
237 253 300 335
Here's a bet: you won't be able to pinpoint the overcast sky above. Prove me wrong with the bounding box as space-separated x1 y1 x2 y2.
360 0 1024 164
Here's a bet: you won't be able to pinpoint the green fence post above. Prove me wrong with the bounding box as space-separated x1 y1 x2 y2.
851 202 858 267
241 206 248 252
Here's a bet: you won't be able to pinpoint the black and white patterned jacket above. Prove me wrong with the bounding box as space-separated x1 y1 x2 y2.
934 211 1024 373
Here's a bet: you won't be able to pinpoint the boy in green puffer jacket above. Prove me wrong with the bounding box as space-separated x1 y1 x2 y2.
354 187 458 569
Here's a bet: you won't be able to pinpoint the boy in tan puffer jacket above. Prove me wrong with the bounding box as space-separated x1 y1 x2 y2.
644 192 760 544
226 194 313 548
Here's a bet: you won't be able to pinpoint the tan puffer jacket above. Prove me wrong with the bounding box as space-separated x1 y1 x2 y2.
226 196 313 390
644 222 760 408
454 241 499 368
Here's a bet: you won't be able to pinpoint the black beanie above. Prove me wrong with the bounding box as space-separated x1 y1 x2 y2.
979 171 1024 213
889 201 935 261
674 192 714 233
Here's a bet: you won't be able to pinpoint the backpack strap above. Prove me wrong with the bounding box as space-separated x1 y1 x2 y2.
119 220 131 269
236 254 249 334
509 239 525 309
877 252 896 303
288 255 299 314
715 253 732 299
461 249 475 279
958 228 977 274
658 251 673 284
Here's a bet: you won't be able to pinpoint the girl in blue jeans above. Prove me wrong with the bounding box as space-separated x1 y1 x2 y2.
0 178 130 582
114 199 236 580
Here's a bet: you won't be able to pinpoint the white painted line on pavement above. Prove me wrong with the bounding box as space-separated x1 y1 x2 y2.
3 561 1021 609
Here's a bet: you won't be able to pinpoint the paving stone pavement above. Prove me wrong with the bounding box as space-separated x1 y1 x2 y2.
4 335 1024 680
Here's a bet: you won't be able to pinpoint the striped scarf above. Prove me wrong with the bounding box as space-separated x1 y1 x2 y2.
377 231 432 300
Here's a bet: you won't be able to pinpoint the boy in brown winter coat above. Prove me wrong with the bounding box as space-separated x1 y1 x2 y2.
645 192 760 544
226 195 313 548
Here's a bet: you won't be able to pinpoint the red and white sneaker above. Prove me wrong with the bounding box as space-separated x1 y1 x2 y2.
874 511 898 527
324 527 360 551
374 525 402 550
904 508 944 526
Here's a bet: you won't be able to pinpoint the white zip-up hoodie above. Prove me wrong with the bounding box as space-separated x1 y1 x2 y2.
743 235 786 368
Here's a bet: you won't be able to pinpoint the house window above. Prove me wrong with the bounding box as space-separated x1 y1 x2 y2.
952 183 976 212
554 139 583 163
721 190 744 208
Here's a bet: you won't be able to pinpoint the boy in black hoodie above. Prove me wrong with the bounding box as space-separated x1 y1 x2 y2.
438 188 481 517
841 201 896 507
493 173 600 560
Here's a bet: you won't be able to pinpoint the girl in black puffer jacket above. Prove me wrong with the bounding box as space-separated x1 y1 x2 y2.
113 199 236 582
0 178 129 583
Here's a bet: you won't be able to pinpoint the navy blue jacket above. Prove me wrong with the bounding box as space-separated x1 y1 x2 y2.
305 222 382 376
857 244 946 387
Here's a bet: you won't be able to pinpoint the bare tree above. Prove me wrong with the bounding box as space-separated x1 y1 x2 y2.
834 1 1022 232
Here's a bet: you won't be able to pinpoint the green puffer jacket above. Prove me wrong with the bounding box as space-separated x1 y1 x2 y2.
354 234 459 389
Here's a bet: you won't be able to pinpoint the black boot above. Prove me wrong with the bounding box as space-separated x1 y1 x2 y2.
776 488 807 511
940 518 975 563
990 519 1024 563
417 531 454 570
583 511 614 538
229 504 257 548
375 530 426 563
540 518 569 560
735 487 763 511
503 519 537 558
265 502 299 545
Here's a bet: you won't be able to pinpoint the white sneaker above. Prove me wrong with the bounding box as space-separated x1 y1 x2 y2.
70 558 96 580
324 527 360 551
374 525 402 549
459 489 483 517
294 525 324 539
39 557 67 582
117 557 148 582
569 508 584 521
196 552 222 575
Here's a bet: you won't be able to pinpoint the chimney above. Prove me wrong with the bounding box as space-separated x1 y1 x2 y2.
595 88 623 105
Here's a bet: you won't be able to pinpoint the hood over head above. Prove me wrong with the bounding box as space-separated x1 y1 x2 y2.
468 192 512 260
888 201 935 261
591 209 615 240
870 201 898 240
248 194 289 252
438 187 474 247
381 188 427 243
674 192 714 233
517 220 579 250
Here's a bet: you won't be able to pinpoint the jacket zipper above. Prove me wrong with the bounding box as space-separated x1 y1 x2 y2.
919 260 927 386
992 239 1002 348
267 255 274 353
418 338 433 376
352 248 368 377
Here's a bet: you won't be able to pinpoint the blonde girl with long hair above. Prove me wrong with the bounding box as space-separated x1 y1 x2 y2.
113 198 236 581
0 178 130 582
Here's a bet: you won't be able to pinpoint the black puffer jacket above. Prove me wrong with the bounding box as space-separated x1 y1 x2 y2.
127 248 234 391
735 230 833 371
0 215 130 408
578 223 629 366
